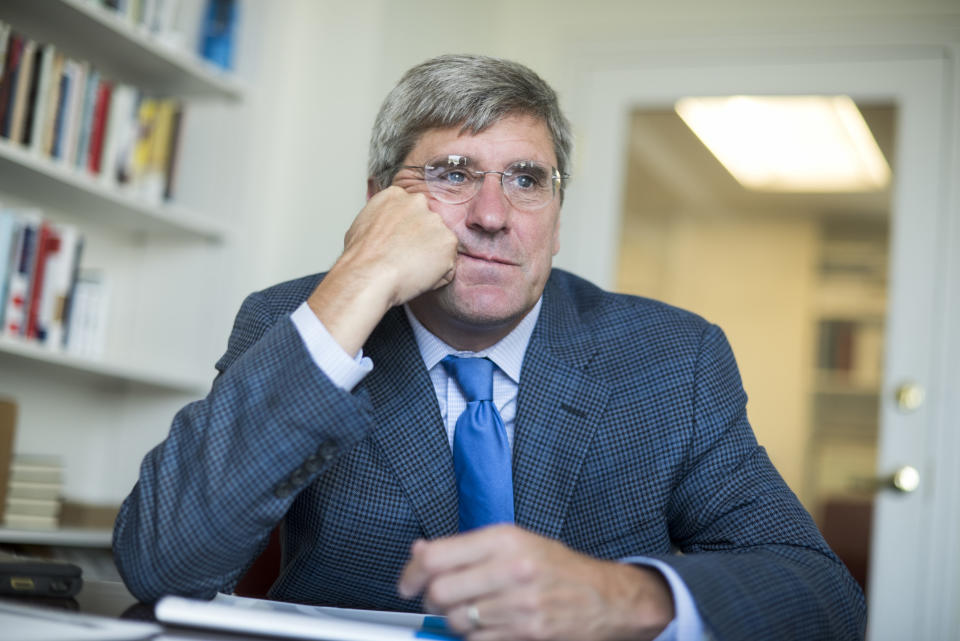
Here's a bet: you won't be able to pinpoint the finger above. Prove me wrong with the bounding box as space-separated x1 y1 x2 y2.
398 526 515 597
421 554 527 613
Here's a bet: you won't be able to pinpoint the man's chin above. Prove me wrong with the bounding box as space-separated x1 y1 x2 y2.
413 286 528 330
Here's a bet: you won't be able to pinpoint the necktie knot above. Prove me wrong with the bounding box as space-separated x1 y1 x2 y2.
441 355 494 402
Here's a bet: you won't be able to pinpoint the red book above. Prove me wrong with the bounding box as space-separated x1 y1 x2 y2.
87 80 112 174
0 34 25 137
25 222 61 340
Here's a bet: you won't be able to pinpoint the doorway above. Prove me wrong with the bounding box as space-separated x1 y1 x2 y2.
563 52 954 640
615 101 895 595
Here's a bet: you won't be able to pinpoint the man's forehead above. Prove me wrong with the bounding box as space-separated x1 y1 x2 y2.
407 115 557 165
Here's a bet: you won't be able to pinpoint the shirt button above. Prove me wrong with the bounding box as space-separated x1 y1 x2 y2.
290 468 306 487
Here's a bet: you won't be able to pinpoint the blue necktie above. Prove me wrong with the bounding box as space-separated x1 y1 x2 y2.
442 355 514 531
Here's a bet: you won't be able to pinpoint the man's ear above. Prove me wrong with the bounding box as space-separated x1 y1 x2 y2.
366 178 378 201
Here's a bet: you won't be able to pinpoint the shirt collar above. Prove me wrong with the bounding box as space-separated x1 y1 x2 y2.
403 298 542 385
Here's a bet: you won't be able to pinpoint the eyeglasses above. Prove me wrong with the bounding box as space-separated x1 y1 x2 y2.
399 155 568 211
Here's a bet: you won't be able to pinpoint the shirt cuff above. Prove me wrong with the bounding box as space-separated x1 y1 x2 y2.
290 302 373 391
620 556 705 641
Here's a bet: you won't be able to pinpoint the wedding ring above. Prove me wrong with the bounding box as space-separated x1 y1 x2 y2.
467 604 482 628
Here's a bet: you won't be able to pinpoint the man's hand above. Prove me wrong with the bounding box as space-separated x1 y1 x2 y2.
307 186 458 355
398 525 675 641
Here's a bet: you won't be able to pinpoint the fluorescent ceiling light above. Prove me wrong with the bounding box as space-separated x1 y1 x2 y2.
675 95 890 192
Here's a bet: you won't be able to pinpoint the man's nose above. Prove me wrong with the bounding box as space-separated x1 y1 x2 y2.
466 173 509 232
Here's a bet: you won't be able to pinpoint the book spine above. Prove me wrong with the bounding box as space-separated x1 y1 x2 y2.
73 69 99 170
2 214 40 337
28 43 55 155
40 52 64 157
24 222 58 340
0 33 25 138
8 38 36 143
87 80 113 174
0 209 19 330
39 224 79 348
50 70 71 159
20 44 44 146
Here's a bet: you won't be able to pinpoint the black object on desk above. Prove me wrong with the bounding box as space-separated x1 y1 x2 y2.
0 556 83 598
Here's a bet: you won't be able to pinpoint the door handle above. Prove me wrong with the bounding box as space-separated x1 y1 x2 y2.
851 465 920 494
884 465 920 493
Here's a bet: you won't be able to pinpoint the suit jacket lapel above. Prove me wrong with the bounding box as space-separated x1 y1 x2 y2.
361 307 459 540
513 277 611 539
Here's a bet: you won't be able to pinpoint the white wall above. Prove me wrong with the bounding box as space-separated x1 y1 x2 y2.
8 0 958 505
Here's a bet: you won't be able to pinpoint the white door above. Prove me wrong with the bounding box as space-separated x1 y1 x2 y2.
562 50 956 639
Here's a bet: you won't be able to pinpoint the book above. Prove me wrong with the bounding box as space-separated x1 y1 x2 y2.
38 223 81 348
156 593 459 641
0 33 25 138
0 400 16 524
0 23 10 83
163 102 184 200
87 79 113 174
6 480 60 502
59 60 88 165
7 38 36 144
2 513 58 530
66 269 110 358
39 51 65 157
19 43 44 146
50 63 72 159
8 455 62 485
199 0 238 70
2 210 41 338
99 83 136 186
24 221 60 340
0 209 19 328
28 43 56 155
73 68 99 170
5 497 60 518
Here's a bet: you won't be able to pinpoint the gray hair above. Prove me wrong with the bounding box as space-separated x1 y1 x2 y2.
368 54 573 194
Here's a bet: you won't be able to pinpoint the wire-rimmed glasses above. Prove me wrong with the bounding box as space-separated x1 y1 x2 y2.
399 155 567 211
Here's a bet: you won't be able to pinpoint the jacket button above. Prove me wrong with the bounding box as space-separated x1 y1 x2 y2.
290 468 306 487
317 440 337 461
274 482 292 499
304 455 323 474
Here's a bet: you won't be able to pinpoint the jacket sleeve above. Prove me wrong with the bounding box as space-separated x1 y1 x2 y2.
112 290 376 603
656 324 866 640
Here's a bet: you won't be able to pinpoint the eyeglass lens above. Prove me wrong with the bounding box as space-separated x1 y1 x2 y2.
421 156 558 210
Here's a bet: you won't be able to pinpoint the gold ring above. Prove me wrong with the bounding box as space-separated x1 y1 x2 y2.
467 604 481 628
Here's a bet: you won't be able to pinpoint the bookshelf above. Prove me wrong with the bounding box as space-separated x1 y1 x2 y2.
0 138 228 241
805 218 888 517
0 0 244 99
0 336 208 393
0 526 111 548
0 0 242 547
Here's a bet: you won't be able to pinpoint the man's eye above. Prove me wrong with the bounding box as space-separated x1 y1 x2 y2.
440 170 469 185
512 174 540 190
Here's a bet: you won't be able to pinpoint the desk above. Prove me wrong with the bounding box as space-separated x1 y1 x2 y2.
6 580 298 641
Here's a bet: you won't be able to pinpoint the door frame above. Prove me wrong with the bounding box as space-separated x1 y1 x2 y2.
559 44 957 640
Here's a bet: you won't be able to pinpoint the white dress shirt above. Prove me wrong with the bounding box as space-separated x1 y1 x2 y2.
289 300 704 641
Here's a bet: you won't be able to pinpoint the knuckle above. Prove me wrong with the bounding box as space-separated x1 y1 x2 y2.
510 556 537 582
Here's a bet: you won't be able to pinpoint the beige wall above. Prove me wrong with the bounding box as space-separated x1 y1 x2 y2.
618 212 817 501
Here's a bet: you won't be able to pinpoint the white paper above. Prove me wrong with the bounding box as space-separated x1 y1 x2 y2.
155 593 459 641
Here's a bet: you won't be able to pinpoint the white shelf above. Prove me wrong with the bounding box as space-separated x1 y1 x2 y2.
0 526 112 548
0 139 228 242
0 336 209 394
0 0 244 100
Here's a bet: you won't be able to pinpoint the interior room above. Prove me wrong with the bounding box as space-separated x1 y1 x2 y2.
0 1 957 639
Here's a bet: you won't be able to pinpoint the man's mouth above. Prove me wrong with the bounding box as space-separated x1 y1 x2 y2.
459 250 518 266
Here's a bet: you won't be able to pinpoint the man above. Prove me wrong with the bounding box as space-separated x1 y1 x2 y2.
114 55 866 640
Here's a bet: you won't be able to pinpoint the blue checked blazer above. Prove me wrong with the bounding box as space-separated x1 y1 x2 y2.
114 269 866 639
